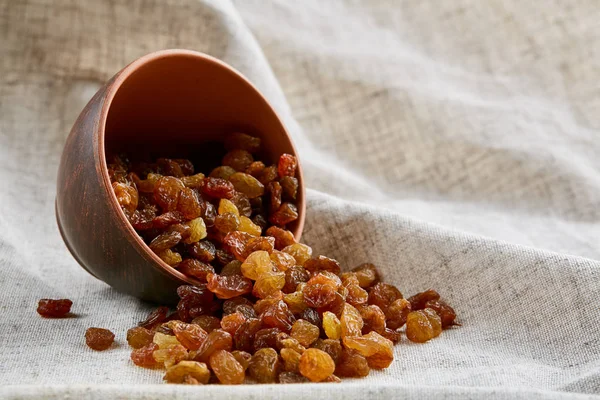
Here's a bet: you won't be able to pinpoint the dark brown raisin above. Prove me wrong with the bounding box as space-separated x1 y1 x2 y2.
37 299 72 318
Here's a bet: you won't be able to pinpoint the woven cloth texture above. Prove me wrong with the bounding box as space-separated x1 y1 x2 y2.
1 0 599 398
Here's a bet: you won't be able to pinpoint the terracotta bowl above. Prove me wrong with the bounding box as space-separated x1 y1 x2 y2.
56 49 305 304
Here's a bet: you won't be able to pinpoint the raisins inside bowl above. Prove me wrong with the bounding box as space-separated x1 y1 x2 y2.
56 50 305 304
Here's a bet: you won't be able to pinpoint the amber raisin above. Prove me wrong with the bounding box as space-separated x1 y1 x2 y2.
223 149 254 172
267 181 283 214
269 202 298 226
280 176 298 201
127 326 154 349
139 306 169 329
282 243 312 266
153 344 188 368
231 350 252 371
258 165 279 186
202 177 235 199
206 273 252 299
152 211 185 230
193 329 233 363
424 299 457 328
281 348 302 373
230 192 252 217
229 172 265 199
423 308 442 338
304 256 341 275
177 187 203 219
312 339 342 364
283 266 310 294
385 298 411 330
224 132 261 153
278 154 297 178
368 283 403 313
343 331 393 364
245 161 266 177
234 318 262 352
210 350 245 384
171 322 208 350
149 230 181 252
253 271 286 299
334 349 370 377
340 303 364 338
406 310 436 343
37 299 72 318
298 348 334 382
220 312 247 336
188 240 216 263
248 348 280 383
157 158 184 177
261 300 296 332
253 328 282 350
215 213 241 233
290 319 320 347
192 315 221 333
408 289 440 311
131 343 160 368
157 249 182 266
254 291 284 315
210 166 237 180
271 250 296 272
153 176 185 212
351 263 380 288
164 360 210 384
85 327 115 351
181 173 205 189
112 181 139 213
244 236 275 258
223 231 254 261
283 291 308 314
302 281 336 309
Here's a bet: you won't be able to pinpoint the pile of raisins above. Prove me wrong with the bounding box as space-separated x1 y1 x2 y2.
107 132 300 276
107 133 458 384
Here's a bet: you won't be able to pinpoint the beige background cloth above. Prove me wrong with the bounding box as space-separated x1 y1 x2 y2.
1 0 600 398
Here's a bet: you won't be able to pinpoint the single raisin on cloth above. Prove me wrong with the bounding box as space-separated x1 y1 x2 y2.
1 0 600 399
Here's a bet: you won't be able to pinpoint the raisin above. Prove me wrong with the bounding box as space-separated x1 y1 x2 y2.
267 181 282 214
283 291 308 314
157 249 182 266
201 202 217 227
210 350 245 384
192 315 221 333
224 132 261 153
278 154 297 178
335 349 370 378
279 371 308 384
254 291 284 315
264 227 295 250
248 348 280 383
223 231 253 261
152 211 185 230
157 158 184 177
322 311 342 340
206 273 253 299
280 348 302 373
407 289 440 311
218 198 240 216
202 177 235 199
311 339 342 364
238 216 262 236
385 298 411 330
177 285 214 321
85 327 115 351
258 165 279 186
131 343 160 368
340 303 364 338
173 158 195 176
181 173 205 189
253 271 286 299
149 230 181 252
300 308 322 331
171 322 208 350
368 283 403 313
234 318 262 352
127 326 154 349
406 310 438 343
215 213 241 233
223 149 254 172
424 299 457 328
154 176 185 211
245 161 266 177
231 350 252 371
283 266 309 294
280 176 298 201
210 166 237 180
423 308 443 337
230 192 252 217
164 360 210 384
37 299 72 318
244 236 275 257
193 329 233 363
345 283 369 307
112 181 139 213
188 240 216 263
304 256 341 275
302 278 337 309
351 263 380 288
177 187 203 219
358 304 386 335
252 214 268 230
270 250 296 272
282 243 312 266
269 202 298 226
290 319 320 347
221 312 247 336
299 348 334 382
261 300 296 332
253 328 282 350
229 172 265 199
215 249 235 266
153 344 188 368
223 297 253 315
139 307 169 329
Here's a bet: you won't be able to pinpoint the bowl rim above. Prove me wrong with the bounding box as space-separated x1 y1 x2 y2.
96 49 305 286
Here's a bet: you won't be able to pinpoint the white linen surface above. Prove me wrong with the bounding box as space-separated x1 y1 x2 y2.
1 0 599 398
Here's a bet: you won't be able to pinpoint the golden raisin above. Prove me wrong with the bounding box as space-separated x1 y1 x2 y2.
164 360 210 384
248 348 280 383
127 326 154 349
298 348 335 382
322 311 342 340
210 350 245 384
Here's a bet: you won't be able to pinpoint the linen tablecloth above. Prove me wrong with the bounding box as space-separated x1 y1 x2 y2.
1 1 599 398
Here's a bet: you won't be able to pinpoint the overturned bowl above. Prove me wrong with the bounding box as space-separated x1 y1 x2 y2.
56 49 305 304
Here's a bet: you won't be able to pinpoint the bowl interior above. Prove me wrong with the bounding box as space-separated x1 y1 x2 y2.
102 52 303 280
